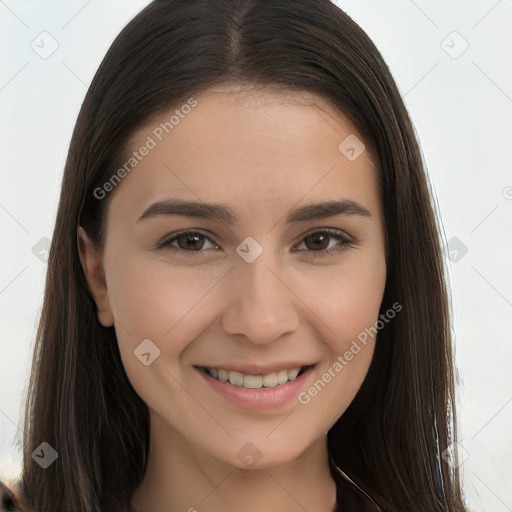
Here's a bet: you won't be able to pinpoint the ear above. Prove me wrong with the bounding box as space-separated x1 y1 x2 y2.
77 226 114 327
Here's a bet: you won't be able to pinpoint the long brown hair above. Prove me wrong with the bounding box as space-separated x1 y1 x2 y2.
18 0 468 510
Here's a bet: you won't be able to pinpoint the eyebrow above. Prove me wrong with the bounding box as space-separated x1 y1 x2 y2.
137 198 372 224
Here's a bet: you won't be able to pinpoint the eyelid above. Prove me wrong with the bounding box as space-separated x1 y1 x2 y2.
298 227 353 244
155 229 219 251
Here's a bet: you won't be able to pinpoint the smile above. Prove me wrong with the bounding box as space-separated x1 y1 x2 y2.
197 366 309 389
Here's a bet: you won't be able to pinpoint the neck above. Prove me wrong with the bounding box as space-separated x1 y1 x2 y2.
130 413 337 512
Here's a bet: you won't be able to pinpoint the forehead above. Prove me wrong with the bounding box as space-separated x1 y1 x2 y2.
107 86 380 224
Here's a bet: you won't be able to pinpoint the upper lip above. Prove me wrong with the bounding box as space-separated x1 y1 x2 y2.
194 362 316 375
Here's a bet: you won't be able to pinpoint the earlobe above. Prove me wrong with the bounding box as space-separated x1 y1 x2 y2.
77 226 114 327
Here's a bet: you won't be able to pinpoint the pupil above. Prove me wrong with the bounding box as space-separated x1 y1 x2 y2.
309 233 328 250
183 234 202 250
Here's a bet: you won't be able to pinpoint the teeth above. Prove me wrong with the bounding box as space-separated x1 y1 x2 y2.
262 372 278 388
228 371 244 387
287 367 300 380
243 375 263 389
277 369 288 385
203 366 304 389
217 369 229 382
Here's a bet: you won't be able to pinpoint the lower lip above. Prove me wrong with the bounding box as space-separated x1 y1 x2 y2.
195 367 314 410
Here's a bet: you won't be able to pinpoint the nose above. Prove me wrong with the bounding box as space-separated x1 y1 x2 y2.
221 251 300 345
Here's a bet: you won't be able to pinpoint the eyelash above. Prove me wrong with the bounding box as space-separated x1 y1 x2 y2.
155 228 354 259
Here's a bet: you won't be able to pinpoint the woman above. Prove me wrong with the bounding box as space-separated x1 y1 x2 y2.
1 0 469 510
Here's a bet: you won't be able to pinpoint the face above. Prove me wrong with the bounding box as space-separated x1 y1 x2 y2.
80 85 387 470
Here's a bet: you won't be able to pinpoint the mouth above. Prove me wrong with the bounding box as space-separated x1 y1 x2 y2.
195 365 313 390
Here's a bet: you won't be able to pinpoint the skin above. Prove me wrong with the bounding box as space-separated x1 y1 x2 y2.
78 84 387 512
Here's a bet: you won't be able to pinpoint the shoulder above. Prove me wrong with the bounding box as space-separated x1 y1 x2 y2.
0 480 26 512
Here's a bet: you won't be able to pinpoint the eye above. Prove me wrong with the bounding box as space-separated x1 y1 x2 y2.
155 230 219 257
292 228 354 258
155 228 354 258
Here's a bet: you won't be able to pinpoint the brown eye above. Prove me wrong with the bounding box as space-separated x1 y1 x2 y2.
175 233 206 250
294 229 354 259
156 230 219 256
303 232 330 251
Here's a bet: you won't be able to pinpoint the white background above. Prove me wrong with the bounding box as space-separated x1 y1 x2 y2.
0 1 511 510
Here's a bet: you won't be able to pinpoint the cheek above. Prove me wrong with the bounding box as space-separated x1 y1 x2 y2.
299 251 387 353
103 251 226 373
294 260 386 424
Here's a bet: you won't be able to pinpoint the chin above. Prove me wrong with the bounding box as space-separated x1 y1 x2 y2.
216 435 317 471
